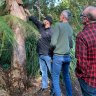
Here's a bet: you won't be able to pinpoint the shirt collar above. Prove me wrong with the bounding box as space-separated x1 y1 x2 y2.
44 27 51 30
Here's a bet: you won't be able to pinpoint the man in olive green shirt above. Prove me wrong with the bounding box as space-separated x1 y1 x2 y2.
51 10 73 96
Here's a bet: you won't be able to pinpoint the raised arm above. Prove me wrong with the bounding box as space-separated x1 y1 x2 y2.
29 16 42 29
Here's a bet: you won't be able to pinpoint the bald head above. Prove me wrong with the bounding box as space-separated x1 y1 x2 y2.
83 6 96 21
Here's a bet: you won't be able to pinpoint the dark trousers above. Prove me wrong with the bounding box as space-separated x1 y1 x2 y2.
78 78 96 96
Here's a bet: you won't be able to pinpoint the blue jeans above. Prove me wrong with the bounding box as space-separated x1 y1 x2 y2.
78 78 96 96
52 55 72 96
39 55 51 88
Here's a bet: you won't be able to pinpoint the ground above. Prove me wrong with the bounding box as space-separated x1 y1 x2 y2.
0 68 82 96
23 75 82 96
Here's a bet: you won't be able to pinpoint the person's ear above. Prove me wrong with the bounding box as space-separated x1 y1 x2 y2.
87 13 96 21
84 17 89 22
86 17 89 20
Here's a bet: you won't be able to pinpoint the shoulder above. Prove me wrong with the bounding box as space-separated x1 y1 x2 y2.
53 22 61 30
50 27 54 31
54 22 61 27
76 30 88 44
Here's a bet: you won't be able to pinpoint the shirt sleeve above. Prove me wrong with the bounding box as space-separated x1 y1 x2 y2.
28 16 42 29
50 23 60 47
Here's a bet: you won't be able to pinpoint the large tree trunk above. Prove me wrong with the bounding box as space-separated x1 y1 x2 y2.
6 0 28 95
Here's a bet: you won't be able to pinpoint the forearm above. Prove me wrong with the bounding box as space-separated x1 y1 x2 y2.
28 16 42 29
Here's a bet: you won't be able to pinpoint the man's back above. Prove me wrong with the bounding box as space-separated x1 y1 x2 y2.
51 22 73 55
51 10 73 96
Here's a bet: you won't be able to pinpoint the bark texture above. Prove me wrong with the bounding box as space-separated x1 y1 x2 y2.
6 0 28 95
0 68 10 96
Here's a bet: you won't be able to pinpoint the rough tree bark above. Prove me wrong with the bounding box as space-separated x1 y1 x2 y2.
0 68 10 96
6 0 29 95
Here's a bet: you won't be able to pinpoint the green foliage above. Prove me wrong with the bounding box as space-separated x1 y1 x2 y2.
0 16 13 56
0 16 13 69
25 36 39 77
1 0 96 77
0 0 6 15
4 15 39 38
0 0 5 7
0 15 40 76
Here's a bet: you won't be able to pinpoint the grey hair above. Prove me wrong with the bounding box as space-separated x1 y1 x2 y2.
61 10 72 20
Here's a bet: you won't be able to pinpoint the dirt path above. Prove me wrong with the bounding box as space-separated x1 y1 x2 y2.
23 75 82 96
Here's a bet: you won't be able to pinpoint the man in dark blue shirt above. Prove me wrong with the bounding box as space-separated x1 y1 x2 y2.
29 16 53 91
